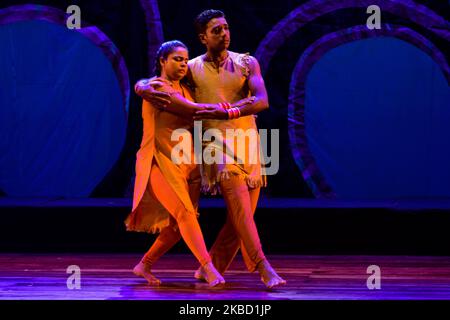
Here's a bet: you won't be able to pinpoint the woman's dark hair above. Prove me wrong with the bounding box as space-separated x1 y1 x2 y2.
194 9 225 35
154 40 188 76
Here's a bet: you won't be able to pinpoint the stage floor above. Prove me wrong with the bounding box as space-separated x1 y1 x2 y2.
1 254 449 300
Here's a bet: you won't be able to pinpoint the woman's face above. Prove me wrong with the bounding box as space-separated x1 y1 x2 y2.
160 47 189 80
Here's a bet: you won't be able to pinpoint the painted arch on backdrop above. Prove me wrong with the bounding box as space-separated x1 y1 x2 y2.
0 4 131 197
255 0 450 198
256 0 450 74
139 0 165 75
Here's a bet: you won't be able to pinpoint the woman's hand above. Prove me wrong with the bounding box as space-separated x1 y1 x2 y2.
135 79 172 110
193 105 228 120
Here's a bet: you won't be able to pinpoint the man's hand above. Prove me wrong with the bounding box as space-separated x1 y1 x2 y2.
135 79 171 110
193 105 228 120
193 96 255 120
232 96 255 108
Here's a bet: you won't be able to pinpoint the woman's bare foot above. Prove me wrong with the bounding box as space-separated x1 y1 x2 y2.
133 261 161 286
201 262 225 287
257 259 286 289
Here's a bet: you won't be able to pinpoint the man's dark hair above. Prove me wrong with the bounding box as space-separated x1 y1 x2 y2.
154 40 188 76
194 9 225 35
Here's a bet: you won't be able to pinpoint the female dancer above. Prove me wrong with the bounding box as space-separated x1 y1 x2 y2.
125 40 251 287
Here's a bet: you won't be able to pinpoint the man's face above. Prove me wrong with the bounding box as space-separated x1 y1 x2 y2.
200 17 230 52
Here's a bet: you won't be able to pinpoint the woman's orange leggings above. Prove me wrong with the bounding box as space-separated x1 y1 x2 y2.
141 164 210 267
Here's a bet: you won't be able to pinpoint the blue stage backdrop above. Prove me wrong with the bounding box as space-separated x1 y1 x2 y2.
305 37 450 198
0 19 127 197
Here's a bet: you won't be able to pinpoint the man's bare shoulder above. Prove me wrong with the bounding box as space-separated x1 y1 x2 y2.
247 55 261 69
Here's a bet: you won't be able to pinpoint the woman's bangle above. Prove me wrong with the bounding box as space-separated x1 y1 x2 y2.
218 102 240 119
226 107 241 120
219 102 232 110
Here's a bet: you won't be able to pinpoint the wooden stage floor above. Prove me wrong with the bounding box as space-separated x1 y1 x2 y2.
1 254 450 300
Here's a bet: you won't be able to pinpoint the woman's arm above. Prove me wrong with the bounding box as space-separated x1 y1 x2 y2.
162 90 211 119
163 92 253 120
137 78 254 120
153 80 254 120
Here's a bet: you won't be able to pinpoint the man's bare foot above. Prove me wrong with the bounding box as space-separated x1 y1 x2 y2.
194 266 207 282
257 259 286 289
195 265 225 284
201 262 225 287
133 261 161 286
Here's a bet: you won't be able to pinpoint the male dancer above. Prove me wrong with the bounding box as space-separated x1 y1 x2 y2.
136 9 285 288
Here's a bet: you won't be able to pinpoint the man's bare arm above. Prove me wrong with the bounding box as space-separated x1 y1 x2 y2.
135 78 171 109
237 56 269 117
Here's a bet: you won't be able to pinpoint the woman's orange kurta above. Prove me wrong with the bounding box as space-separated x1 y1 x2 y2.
125 81 199 233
